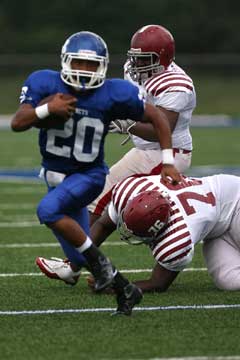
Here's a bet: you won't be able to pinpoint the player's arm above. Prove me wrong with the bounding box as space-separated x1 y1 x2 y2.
88 259 179 293
130 106 178 141
140 102 181 183
11 93 77 132
140 102 173 149
90 211 117 247
11 103 43 132
133 262 179 293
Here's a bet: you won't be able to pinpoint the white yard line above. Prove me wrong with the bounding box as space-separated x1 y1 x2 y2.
0 241 127 247
0 203 36 209
0 304 239 316
1 185 44 193
0 177 42 183
0 241 203 248
0 268 207 278
0 221 40 227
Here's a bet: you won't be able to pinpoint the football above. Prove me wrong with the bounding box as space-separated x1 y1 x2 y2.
34 93 76 129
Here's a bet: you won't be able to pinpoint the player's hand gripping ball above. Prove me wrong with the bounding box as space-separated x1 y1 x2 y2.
34 93 76 129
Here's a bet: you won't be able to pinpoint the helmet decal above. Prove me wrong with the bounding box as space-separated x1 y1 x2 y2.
118 190 171 245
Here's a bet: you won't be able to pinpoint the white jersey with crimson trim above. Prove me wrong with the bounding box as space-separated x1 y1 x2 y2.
108 174 240 272
124 61 196 151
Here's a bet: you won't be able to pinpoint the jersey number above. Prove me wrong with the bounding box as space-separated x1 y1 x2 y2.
46 117 104 162
177 191 216 215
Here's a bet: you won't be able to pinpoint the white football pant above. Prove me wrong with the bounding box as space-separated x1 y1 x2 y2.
88 147 192 216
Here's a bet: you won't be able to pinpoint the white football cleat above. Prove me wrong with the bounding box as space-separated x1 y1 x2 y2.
36 257 81 285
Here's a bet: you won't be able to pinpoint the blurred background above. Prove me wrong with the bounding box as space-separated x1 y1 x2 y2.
0 0 240 116
0 0 239 177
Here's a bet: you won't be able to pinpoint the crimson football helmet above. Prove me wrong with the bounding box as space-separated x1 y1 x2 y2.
117 190 171 245
61 31 109 90
127 24 175 83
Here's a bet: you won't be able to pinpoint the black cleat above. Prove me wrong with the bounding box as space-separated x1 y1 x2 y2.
112 283 143 316
91 256 115 292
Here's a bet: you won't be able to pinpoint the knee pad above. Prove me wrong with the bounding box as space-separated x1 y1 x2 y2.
212 268 240 291
37 196 63 224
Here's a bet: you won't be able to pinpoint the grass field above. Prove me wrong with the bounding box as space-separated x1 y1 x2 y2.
0 128 240 360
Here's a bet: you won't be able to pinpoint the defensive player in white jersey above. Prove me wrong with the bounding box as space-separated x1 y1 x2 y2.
88 24 196 224
85 173 240 293
38 173 240 292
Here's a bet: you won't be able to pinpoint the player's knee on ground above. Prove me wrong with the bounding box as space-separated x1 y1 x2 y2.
37 196 63 224
210 267 240 291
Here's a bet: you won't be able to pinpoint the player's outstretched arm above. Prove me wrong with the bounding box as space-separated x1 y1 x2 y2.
141 103 181 184
130 105 178 141
133 262 179 293
141 103 172 147
88 261 179 294
90 212 116 247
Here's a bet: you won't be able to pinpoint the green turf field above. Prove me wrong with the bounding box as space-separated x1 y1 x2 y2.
0 128 240 360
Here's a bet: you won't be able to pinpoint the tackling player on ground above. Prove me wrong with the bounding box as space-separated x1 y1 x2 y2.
104 173 240 292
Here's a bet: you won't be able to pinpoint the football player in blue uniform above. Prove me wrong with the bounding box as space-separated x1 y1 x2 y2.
11 31 180 314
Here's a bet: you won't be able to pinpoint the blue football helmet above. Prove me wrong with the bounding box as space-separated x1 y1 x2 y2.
61 31 109 90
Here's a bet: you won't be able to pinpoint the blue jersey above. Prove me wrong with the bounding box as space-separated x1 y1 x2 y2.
20 70 145 173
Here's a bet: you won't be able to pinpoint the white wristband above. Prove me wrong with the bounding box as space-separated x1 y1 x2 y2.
35 104 50 119
162 149 174 165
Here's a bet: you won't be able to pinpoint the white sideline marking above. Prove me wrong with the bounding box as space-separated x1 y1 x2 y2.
0 241 203 247
0 241 127 248
0 221 40 227
0 273 43 277
1 186 44 194
0 268 207 277
0 203 36 209
0 304 240 316
0 177 41 183
0 243 61 248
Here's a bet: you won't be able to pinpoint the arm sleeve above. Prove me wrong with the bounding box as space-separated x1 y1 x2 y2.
108 201 118 225
152 91 196 112
158 245 194 272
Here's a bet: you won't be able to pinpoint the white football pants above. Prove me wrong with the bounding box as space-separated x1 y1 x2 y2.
203 201 240 290
88 147 192 216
